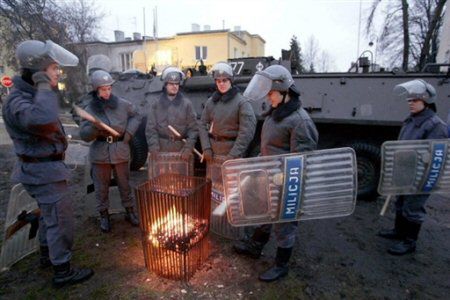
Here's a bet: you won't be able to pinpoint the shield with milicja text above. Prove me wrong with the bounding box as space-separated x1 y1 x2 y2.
378 139 450 196
221 147 358 227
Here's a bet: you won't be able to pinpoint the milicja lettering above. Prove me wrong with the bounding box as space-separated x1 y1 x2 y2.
425 149 444 189
285 167 300 215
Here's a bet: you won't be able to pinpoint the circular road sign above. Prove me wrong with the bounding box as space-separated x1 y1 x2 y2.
1 76 13 88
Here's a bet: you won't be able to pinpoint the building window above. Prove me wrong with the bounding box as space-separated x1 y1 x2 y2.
0 66 4 74
120 52 133 71
233 48 238 58
195 46 207 60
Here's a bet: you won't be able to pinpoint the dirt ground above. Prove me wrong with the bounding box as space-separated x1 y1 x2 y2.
0 139 449 299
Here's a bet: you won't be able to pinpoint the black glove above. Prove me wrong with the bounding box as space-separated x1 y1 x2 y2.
31 71 51 90
202 148 213 162
123 132 132 144
180 148 192 160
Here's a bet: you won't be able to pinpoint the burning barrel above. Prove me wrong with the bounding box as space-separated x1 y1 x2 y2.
136 174 211 281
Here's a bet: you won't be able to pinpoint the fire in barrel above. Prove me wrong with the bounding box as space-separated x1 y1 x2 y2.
136 174 211 281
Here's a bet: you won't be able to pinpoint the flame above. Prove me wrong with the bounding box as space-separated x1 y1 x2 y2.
148 205 207 253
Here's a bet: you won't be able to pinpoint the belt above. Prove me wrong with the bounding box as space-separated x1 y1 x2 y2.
18 153 65 163
97 136 124 143
209 134 235 142
160 135 183 141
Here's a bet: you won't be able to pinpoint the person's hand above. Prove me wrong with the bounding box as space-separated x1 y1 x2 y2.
123 132 132 144
180 148 192 160
32 72 51 90
202 148 213 162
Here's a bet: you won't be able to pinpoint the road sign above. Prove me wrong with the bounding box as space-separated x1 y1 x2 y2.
1 76 13 88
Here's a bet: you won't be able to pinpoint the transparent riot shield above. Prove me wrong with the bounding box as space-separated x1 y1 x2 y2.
378 139 450 195
378 139 450 215
148 152 194 179
0 184 39 271
207 155 245 239
221 147 357 226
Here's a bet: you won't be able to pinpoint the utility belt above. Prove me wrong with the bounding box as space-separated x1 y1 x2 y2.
209 134 236 142
97 136 124 144
18 153 65 163
160 135 184 142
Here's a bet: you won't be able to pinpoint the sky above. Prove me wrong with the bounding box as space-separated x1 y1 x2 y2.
96 0 381 72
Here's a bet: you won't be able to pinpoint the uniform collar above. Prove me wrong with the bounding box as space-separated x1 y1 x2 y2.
211 86 239 103
406 108 435 127
12 76 35 96
160 91 183 107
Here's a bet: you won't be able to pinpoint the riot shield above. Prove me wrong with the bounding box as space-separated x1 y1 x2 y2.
221 147 357 226
207 155 245 239
0 184 39 271
148 152 194 179
378 139 450 195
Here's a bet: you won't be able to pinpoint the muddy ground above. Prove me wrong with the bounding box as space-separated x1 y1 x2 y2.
0 135 449 299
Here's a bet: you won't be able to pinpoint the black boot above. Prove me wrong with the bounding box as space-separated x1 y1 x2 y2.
378 213 405 240
52 262 94 288
39 246 52 268
259 247 292 282
233 228 270 259
388 220 421 255
99 210 111 233
125 207 139 226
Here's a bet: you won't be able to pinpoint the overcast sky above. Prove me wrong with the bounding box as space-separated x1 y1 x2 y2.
97 0 380 71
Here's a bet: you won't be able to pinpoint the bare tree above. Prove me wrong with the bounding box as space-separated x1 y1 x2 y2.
303 35 320 73
316 50 335 73
365 0 446 71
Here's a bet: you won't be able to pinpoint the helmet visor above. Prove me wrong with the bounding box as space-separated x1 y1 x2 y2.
243 73 272 101
393 80 427 101
45 40 79 67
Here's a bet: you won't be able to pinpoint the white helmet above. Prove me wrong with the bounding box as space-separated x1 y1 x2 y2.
16 40 78 71
161 66 185 84
244 65 297 101
90 70 114 90
211 62 234 80
394 79 436 104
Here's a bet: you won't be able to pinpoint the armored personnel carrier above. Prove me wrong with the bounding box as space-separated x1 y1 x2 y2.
93 57 450 199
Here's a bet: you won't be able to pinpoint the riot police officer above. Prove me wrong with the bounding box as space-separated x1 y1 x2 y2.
234 65 318 282
79 70 140 232
145 66 198 162
2 40 93 287
198 62 256 162
378 79 448 255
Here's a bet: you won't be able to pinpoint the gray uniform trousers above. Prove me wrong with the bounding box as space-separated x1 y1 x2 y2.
396 108 448 224
257 222 299 248
22 181 73 265
91 162 133 213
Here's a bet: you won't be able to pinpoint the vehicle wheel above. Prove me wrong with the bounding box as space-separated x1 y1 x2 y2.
130 135 148 171
345 142 381 200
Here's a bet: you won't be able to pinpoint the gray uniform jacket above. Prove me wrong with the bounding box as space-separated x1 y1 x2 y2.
199 87 256 158
79 92 140 164
261 105 319 156
146 92 198 152
398 108 448 140
2 76 70 185
395 108 447 223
